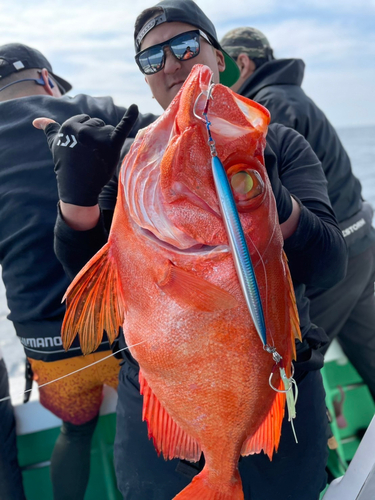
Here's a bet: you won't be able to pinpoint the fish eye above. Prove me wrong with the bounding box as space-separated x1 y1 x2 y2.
227 164 264 211
231 171 255 195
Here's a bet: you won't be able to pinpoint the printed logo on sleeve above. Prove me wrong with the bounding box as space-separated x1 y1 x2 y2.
342 218 366 238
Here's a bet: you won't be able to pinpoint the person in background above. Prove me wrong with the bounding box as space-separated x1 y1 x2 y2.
0 347 27 500
35 1 347 498
220 27 375 398
0 42 156 500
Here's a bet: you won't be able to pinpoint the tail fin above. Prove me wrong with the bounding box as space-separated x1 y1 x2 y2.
173 469 244 500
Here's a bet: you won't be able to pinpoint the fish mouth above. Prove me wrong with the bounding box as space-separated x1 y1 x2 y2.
139 227 229 256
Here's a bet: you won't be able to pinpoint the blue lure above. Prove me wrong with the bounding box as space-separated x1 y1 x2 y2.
194 83 298 442
210 153 267 347
196 86 267 347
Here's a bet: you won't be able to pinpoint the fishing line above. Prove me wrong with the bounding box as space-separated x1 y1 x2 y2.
0 340 146 404
245 231 273 346
246 179 279 335
253 205 280 348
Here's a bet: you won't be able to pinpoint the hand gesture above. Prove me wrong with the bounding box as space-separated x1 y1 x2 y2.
33 105 139 206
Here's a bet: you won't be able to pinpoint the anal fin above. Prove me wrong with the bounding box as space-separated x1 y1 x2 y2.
139 370 201 462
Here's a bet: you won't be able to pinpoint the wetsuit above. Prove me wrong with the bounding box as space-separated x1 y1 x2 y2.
0 93 156 500
54 123 347 500
238 58 375 397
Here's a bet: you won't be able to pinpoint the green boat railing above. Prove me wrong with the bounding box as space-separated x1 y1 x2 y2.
320 340 375 499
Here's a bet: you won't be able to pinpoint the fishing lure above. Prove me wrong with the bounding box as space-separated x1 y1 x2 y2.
194 81 298 440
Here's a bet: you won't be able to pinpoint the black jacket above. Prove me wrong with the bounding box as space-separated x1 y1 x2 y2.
0 93 156 361
238 58 375 256
55 123 348 371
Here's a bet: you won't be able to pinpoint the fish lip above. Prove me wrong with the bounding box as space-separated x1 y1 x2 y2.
139 227 230 256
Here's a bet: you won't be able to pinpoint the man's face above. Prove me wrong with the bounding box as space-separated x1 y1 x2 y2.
141 21 225 110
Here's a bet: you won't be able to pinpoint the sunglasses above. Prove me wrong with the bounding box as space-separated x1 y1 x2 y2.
135 29 212 75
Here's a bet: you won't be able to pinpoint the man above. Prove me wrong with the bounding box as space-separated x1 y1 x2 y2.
35 1 347 498
220 27 375 398
0 42 156 499
0 348 26 500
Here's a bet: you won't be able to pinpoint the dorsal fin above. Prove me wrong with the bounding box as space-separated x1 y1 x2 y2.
139 370 202 462
283 251 301 360
62 243 125 355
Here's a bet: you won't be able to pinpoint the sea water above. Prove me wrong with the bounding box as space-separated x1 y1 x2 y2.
0 124 374 404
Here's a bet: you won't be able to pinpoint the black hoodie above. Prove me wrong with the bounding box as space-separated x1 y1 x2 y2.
239 58 375 256
0 93 156 361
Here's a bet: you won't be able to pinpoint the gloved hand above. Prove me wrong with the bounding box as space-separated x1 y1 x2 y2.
264 144 293 224
33 105 139 206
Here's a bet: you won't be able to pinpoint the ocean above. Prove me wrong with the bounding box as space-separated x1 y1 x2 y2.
1 124 375 404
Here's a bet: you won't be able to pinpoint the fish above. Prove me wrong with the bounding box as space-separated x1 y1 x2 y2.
62 64 301 500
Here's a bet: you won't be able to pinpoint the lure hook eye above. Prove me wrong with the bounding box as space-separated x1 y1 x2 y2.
193 91 207 122
193 80 216 122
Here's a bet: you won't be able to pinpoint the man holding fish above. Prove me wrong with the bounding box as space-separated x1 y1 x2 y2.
35 1 347 499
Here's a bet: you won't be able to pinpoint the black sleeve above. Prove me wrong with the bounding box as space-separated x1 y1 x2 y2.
54 204 111 281
99 138 134 212
124 108 158 139
266 123 348 288
133 111 159 131
54 140 132 281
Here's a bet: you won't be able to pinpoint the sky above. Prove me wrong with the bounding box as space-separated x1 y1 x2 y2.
1 0 375 128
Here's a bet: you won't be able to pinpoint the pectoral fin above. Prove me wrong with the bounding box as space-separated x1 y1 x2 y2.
158 263 238 312
62 243 125 355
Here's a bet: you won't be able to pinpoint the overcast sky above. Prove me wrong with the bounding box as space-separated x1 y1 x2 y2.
1 0 374 128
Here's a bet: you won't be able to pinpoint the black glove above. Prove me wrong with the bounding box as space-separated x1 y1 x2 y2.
43 104 139 206
264 144 293 224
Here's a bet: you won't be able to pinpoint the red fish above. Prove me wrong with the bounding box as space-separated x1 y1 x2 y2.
62 64 301 499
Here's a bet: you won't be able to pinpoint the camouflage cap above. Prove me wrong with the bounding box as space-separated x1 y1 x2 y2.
220 27 273 60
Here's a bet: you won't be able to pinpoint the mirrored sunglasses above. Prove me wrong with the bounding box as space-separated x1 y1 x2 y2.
135 29 211 75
